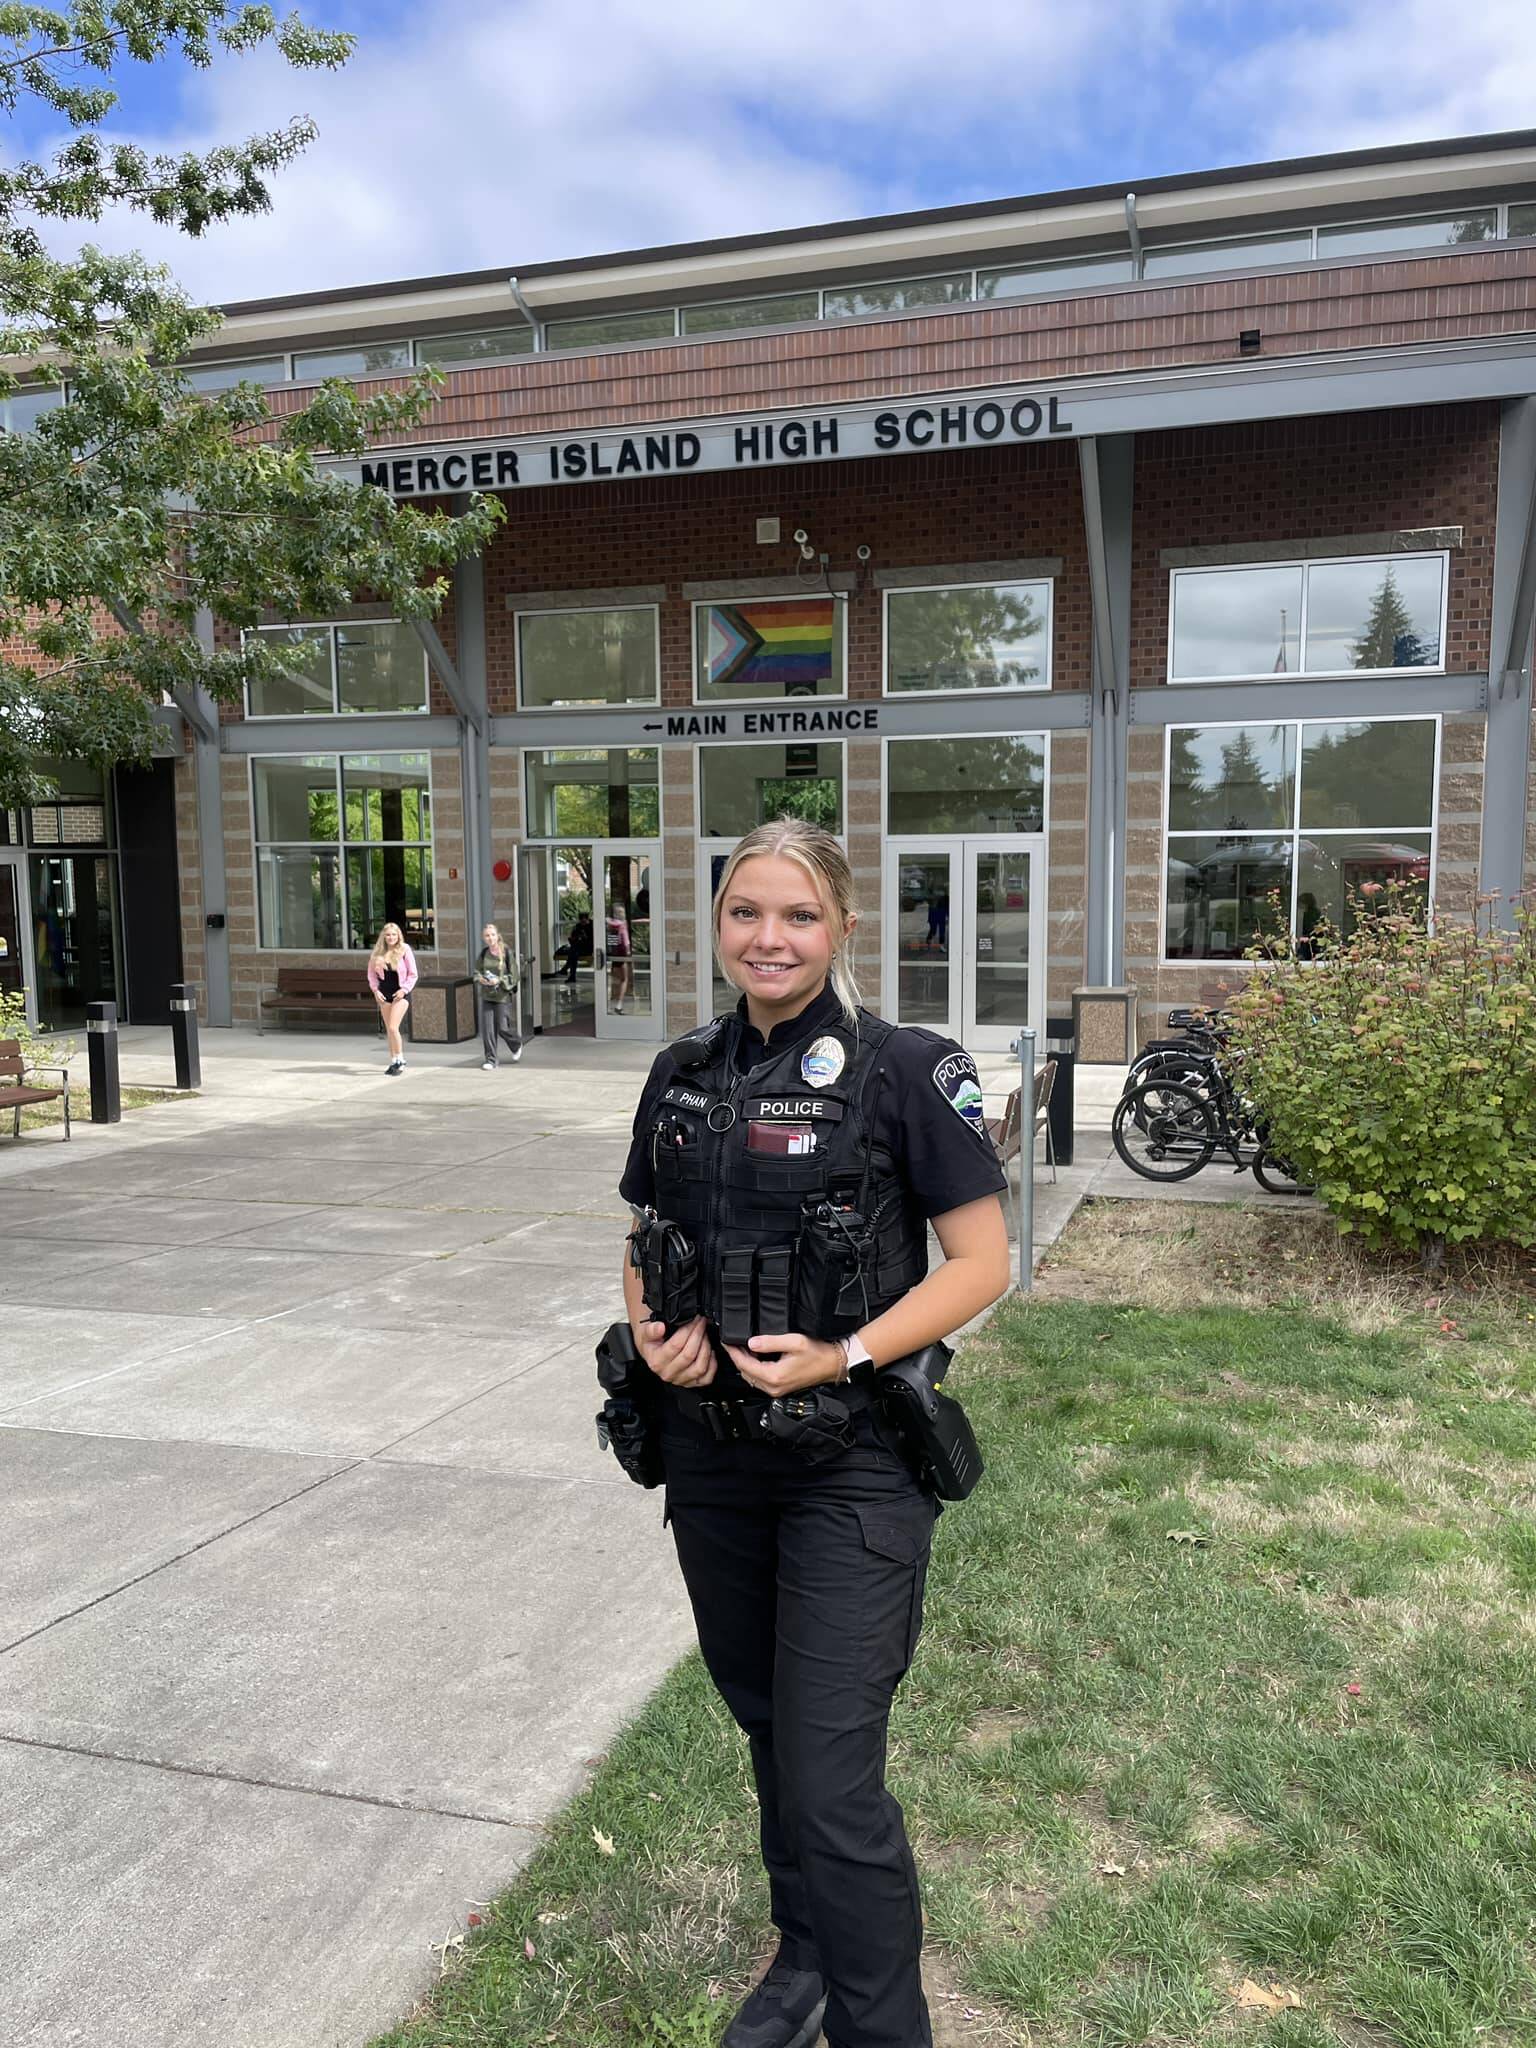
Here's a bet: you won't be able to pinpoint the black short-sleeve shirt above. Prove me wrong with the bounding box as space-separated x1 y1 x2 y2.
618 986 1008 1220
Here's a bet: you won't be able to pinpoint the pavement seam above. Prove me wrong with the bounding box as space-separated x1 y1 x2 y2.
0 1456 362 1659
0 1731 542 1829
363 1343 585 1461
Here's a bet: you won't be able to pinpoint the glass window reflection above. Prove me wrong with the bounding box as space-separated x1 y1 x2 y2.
1164 836 1293 960
1303 557 1442 671
1167 725 1296 832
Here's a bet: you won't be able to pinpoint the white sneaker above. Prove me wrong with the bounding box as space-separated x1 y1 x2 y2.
510 1045 524 1063
481 1060 497 1071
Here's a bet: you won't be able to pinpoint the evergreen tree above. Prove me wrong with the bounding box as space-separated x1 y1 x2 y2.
0 2 500 806
1348 566 1428 670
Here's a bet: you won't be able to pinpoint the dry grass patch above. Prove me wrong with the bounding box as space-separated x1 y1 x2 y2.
1035 1197 1536 1332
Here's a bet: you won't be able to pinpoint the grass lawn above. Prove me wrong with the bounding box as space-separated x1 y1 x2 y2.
13 1081 189 1133
375 1202 1536 2048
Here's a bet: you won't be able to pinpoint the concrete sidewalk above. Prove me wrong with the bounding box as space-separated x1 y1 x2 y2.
0 1027 694 2048
0 1023 1208 2048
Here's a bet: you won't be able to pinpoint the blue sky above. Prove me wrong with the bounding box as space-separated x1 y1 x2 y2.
14 0 1536 302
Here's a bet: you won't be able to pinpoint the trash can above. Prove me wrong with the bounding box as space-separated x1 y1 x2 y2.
410 975 476 1044
1045 1014 1075 1167
1071 986 1141 1066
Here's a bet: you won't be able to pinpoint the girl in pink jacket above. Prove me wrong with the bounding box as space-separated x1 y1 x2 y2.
366 924 418 1076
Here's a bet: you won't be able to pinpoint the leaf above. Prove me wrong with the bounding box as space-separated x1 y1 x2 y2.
1233 1978 1303 2011
592 1827 615 1856
1098 1858 1127 1876
536 1911 566 1925
1167 1528 1210 1547
524 1937 537 1961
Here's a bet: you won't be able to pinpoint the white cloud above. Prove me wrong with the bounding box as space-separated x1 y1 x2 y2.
1198 0 1536 158
41 0 1146 302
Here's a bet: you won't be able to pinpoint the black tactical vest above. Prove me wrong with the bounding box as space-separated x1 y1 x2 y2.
643 1005 929 1359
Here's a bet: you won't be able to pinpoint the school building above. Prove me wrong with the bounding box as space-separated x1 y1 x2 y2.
5 127 1536 1051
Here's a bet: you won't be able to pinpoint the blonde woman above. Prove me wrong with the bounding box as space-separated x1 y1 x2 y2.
615 818 1010 2048
475 921 523 1069
366 922 418 1076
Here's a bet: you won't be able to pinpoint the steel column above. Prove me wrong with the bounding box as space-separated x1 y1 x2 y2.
1482 396 1536 920
1081 435 1135 984
448 505 493 963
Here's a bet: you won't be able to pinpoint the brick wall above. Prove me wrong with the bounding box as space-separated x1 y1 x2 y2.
485 441 1089 715
1129 405 1500 687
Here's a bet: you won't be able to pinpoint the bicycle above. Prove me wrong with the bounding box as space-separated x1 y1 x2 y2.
1112 1030 1312 1194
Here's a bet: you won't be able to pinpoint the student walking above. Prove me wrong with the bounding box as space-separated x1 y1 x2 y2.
476 921 524 1069
366 923 417 1076
615 818 1010 2048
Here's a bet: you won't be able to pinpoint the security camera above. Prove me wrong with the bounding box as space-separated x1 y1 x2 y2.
855 544 871 563
792 528 808 545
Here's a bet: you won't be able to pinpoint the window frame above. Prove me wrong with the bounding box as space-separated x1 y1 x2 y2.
692 735 849 844
882 727 1052 840
542 306 681 352
512 602 662 714
1165 551 1451 686
881 575 1055 698
242 619 431 719
691 591 849 708
1159 713 1442 967
413 326 535 368
1315 207 1500 259
819 272 974 319
519 747 662 843
249 749 436 953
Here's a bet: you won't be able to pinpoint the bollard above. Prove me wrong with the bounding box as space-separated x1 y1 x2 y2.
1014 1026 1036 1293
169 983 201 1092
1045 1013 1076 1168
86 1000 121 1124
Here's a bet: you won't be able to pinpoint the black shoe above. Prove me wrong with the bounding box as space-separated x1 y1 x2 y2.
722 1952 827 2048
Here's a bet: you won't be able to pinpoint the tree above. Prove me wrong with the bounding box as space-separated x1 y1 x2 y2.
1347 566 1431 670
0 2 500 807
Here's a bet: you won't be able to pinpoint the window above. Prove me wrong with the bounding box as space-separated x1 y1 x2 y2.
681 292 819 335
1169 554 1446 681
699 743 843 838
1142 230 1313 278
885 579 1052 694
415 326 533 366
1317 210 1497 258
1 385 65 434
1164 718 1436 960
695 594 844 703
524 749 659 838
291 341 412 381
886 735 1046 834
821 274 971 318
181 358 287 392
253 753 432 950
978 253 1131 299
245 620 429 717
516 607 659 710
1511 202 1536 239
543 308 676 349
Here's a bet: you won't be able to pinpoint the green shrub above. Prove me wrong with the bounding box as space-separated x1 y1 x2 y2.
1225 891 1536 1265
0 987 72 1066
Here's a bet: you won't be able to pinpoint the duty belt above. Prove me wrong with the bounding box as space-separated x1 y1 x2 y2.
670 1375 875 1444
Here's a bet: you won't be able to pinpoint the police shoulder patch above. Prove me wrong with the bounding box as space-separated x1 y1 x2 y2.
932 1049 988 1140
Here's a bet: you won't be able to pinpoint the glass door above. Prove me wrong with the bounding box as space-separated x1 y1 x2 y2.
962 841 1045 1052
0 850 36 1026
595 841 657 1040
883 839 960 1036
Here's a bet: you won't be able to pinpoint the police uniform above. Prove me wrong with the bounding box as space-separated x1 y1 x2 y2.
619 984 1006 2048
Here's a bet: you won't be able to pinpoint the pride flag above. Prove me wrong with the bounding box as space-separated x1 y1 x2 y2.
704 597 836 691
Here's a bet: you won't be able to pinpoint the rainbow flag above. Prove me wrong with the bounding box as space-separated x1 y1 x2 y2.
704 598 835 691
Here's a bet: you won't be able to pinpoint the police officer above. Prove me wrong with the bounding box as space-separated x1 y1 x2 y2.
618 818 1010 2048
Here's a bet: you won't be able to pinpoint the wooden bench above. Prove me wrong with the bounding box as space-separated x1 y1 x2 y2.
0 1038 71 1141
985 1057 1058 1185
259 966 388 1035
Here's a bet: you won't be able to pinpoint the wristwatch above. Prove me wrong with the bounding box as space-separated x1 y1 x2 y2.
837 1332 875 1383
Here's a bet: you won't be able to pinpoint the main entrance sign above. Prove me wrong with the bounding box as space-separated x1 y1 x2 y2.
352 393 1075 499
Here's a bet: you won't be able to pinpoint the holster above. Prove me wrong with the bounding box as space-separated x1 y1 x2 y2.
874 1343 985 1501
595 1320 665 1489
760 1389 857 1464
628 1214 701 1333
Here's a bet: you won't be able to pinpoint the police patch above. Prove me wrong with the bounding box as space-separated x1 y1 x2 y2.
932 1051 988 1139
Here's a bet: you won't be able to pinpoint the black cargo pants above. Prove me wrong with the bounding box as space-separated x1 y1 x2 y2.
662 1398 937 2048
